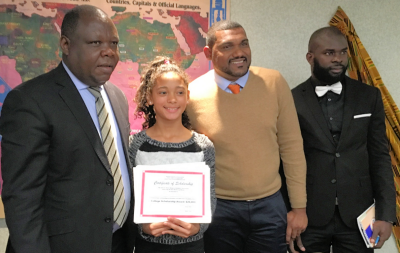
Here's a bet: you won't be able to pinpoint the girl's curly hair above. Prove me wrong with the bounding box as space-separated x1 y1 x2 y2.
134 56 191 130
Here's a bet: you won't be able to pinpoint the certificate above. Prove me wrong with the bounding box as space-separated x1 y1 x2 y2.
133 162 211 223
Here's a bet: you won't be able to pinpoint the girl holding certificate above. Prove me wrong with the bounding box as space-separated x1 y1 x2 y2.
129 56 216 253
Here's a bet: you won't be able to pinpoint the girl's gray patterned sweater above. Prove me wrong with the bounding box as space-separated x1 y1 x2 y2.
129 130 216 245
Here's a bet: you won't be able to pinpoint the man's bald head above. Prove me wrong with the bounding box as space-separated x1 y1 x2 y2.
306 26 348 85
308 27 346 52
61 5 108 39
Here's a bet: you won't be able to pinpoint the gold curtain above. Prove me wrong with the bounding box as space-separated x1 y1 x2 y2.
329 6 400 250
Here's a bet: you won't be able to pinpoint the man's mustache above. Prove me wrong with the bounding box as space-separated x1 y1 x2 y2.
229 57 247 63
329 64 346 70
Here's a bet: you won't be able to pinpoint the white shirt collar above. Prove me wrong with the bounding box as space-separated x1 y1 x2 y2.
213 69 250 90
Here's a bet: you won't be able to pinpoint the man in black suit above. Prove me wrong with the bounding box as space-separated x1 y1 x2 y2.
290 27 395 252
0 5 135 253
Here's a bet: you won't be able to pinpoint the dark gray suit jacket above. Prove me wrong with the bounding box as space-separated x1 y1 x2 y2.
0 63 135 252
292 76 396 228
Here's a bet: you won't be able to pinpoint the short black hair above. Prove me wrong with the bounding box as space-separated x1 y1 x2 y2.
206 20 244 49
61 5 103 38
308 26 346 52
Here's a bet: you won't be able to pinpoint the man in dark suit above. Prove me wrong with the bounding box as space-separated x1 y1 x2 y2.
290 26 396 252
0 5 135 253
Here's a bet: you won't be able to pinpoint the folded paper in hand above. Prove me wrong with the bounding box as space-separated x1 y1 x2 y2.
357 203 378 248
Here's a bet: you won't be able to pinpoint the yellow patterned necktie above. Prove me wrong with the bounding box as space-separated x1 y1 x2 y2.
88 86 127 227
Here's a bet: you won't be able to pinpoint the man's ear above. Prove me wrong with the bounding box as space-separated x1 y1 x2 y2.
306 52 313 66
60 35 70 56
204 46 212 60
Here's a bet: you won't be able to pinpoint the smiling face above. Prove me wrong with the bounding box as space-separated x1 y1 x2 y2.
60 11 120 87
204 27 251 81
148 72 190 125
307 33 348 85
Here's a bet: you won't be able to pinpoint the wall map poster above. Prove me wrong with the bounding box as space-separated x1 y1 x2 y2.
0 0 230 191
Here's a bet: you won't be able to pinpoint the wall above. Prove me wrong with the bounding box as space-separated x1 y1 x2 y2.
231 0 400 103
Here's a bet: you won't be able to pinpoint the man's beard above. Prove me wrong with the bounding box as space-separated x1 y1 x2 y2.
313 58 347 85
221 57 251 78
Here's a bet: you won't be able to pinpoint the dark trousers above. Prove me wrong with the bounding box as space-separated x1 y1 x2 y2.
135 236 204 253
204 191 287 253
299 206 373 253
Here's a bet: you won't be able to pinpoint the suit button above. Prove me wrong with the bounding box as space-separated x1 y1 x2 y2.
105 217 112 223
331 179 337 184
335 153 340 158
106 178 113 186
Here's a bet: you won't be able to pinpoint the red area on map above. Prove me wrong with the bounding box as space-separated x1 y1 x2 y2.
42 3 76 28
168 11 208 32
167 11 208 55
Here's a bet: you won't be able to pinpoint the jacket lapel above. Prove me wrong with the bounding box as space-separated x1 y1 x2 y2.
302 79 336 146
55 64 112 175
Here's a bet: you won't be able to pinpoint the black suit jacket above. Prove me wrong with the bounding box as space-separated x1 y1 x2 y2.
0 63 135 253
292 76 396 228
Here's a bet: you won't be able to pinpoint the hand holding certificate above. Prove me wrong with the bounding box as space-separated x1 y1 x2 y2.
141 217 201 238
133 162 212 224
